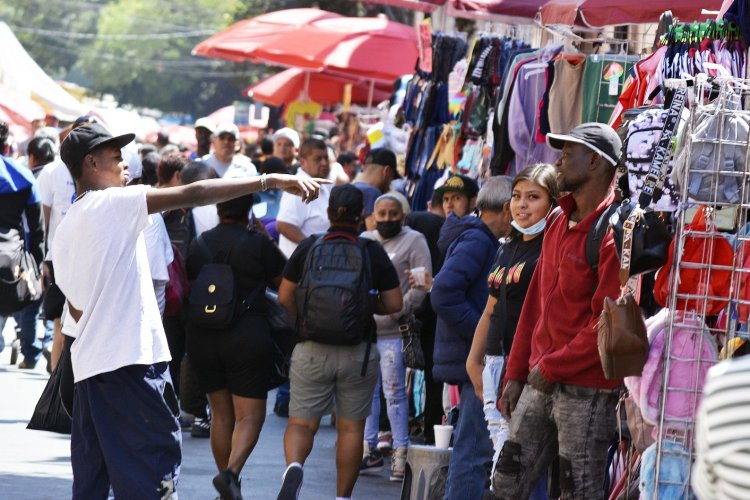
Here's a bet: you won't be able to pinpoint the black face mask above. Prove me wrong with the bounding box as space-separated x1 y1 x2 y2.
376 220 402 239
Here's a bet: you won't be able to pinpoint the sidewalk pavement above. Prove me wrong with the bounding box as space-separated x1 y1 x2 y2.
0 320 402 499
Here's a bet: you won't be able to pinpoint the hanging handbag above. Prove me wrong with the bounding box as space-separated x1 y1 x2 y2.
598 210 650 379
609 87 687 277
0 231 42 316
399 314 425 370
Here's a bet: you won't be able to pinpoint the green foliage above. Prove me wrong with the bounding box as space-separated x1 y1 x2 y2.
0 0 413 116
80 0 252 116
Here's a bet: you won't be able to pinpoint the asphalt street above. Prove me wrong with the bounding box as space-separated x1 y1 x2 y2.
0 320 403 499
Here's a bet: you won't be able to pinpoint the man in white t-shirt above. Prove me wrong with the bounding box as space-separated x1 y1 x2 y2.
201 122 256 178
53 123 326 499
276 138 334 258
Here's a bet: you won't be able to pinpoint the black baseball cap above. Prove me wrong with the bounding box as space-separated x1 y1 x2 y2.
60 123 135 171
365 148 400 179
329 184 364 221
434 174 479 200
546 122 622 166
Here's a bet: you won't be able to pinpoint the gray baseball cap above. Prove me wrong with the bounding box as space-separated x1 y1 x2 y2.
547 122 622 166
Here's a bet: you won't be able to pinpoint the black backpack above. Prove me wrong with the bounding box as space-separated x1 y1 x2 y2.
187 234 246 330
295 232 374 345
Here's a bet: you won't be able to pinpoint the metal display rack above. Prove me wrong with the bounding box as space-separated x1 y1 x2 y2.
653 75 750 497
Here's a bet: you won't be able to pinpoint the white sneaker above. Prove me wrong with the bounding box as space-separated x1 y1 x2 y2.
390 447 407 482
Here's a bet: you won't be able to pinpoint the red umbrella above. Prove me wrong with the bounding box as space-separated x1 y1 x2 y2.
245 68 392 107
193 8 342 62
194 10 418 83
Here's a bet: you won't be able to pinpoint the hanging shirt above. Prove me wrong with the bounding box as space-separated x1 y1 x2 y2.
581 55 639 124
548 56 586 134
507 53 562 177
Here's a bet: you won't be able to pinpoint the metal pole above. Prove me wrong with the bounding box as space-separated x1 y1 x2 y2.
367 79 374 111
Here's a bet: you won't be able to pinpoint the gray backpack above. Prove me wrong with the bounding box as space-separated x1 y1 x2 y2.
295 233 374 345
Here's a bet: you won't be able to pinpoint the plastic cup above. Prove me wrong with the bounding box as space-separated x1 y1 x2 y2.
411 266 426 287
434 424 453 449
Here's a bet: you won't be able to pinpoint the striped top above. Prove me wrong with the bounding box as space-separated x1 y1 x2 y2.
693 355 750 499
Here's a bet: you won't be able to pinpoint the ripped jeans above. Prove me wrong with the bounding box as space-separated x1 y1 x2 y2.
364 338 409 450
492 383 618 500
483 355 510 470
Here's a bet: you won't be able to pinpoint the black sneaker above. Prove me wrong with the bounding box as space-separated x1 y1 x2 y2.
9 339 20 365
359 449 384 475
277 464 303 500
213 470 242 500
42 348 52 374
273 401 289 418
191 417 210 438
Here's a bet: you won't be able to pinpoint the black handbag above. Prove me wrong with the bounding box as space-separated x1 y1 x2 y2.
610 87 686 276
264 289 296 389
399 314 425 370
609 202 672 276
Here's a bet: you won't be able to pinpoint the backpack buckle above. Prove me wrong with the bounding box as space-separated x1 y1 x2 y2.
205 305 217 314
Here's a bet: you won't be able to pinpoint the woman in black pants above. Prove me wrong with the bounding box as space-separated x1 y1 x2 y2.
185 194 286 500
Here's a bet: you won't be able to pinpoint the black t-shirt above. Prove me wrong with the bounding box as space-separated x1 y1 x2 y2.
405 211 445 274
283 226 400 292
486 235 543 356
186 223 286 299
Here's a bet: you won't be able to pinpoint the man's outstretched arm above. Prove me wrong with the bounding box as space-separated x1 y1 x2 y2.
146 173 329 214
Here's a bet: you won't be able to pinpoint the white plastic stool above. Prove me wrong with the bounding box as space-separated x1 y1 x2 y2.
400 445 452 500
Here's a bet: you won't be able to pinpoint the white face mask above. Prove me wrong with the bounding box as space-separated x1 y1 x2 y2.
511 217 547 236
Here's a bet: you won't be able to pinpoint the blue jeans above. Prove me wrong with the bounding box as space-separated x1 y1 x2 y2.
12 298 44 363
364 338 409 449
444 381 494 500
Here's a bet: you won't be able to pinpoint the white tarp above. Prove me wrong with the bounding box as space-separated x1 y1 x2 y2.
0 22 87 121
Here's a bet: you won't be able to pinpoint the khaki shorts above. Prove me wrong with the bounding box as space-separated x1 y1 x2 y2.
289 340 379 421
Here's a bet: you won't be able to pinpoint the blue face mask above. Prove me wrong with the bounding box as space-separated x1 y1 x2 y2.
511 216 547 236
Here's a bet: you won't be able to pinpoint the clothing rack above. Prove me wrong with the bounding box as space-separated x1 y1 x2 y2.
651 75 750 497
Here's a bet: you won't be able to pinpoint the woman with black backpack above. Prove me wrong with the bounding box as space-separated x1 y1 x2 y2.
185 193 287 500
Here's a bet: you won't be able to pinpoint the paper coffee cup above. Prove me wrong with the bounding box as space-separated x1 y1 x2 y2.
411 266 426 287
434 424 453 449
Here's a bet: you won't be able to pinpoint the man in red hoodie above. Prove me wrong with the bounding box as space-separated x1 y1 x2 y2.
493 123 623 500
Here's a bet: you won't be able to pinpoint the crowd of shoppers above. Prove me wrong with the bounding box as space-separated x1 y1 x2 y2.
0 116 648 500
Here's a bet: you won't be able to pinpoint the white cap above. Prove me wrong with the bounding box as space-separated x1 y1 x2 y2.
213 122 240 140
272 127 300 149
194 117 216 134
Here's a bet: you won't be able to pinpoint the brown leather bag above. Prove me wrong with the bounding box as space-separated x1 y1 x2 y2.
597 207 650 380
598 293 649 379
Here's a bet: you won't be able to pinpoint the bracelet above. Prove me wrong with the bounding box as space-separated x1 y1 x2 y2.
260 174 268 191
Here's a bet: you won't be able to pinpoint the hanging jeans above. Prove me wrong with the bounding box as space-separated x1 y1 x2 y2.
364 338 409 450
